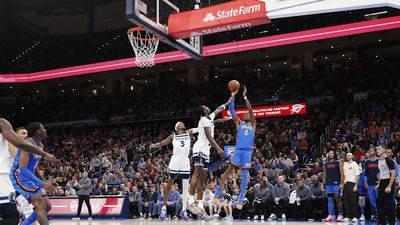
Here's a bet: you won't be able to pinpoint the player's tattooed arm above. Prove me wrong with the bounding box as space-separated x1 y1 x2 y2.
243 86 256 127
150 134 174 148
0 118 56 162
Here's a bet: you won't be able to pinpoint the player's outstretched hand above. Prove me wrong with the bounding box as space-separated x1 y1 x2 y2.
43 153 58 163
44 181 58 194
231 89 239 96
149 143 156 149
243 85 247 97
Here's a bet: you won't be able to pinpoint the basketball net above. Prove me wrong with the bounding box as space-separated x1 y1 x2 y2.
127 27 160 68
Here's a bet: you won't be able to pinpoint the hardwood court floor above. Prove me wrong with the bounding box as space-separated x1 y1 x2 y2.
47 219 386 225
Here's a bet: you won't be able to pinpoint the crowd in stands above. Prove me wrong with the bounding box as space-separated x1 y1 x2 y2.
30 82 400 221
34 93 333 219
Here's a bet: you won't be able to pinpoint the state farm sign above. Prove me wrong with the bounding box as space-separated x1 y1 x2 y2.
168 0 270 39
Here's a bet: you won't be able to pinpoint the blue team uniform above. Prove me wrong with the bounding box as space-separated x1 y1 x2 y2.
214 96 255 205
325 160 341 194
231 121 254 169
9 142 43 201
358 164 367 196
364 157 379 216
325 160 342 217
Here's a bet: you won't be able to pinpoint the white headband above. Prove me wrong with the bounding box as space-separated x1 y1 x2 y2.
175 122 183 131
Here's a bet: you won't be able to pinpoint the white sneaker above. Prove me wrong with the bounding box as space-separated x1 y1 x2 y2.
269 213 277 220
261 215 265 220
88 217 93 220
72 217 80 220
213 214 220 219
253 215 259 220
281 214 286 220
352 218 358 223
344 217 350 222
359 215 365 221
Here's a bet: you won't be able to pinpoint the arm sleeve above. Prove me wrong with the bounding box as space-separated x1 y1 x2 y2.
18 167 44 187
229 96 237 118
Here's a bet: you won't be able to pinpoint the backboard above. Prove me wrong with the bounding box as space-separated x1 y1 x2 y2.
126 0 203 60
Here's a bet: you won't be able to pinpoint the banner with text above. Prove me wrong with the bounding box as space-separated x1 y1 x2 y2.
222 103 306 119
48 196 129 217
168 0 270 39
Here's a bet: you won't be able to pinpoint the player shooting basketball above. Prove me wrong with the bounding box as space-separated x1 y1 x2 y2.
213 86 256 210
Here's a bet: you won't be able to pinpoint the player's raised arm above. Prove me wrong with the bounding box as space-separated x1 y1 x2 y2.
150 134 174 149
0 118 56 162
229 89 241 129
212 98 232 117
187 127 199 136
243 86 256 127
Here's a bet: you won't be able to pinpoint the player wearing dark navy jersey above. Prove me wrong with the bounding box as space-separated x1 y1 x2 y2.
322 150 344 222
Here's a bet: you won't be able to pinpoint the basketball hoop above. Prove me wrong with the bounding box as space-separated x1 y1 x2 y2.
127 27 160 68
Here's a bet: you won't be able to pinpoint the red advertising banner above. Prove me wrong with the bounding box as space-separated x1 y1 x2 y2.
48 197 126 216
168 0 270 39
222 103 306 119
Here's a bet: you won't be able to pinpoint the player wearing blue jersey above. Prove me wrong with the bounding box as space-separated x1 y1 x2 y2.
213 86 256 210
358 156 367 221
0 119 56 225
364 148 379 221
322 150 344 222
10 122 57 225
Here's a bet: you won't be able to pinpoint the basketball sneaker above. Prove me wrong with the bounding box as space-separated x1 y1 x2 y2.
159 207 167 221
336 215 344 222
180 210 189 221
323 215 334 222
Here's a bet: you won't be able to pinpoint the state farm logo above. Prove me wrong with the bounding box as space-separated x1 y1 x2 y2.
203 13 216 22
290 104 305 114
202 4 261 23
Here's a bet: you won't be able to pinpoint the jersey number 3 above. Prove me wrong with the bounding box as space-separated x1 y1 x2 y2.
180 141 185 147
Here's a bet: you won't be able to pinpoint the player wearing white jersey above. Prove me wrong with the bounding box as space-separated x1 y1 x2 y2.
0 118 56 225
189 99 231 216
150 122 198 221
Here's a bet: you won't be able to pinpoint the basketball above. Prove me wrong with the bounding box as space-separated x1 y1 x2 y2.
228 80 240 92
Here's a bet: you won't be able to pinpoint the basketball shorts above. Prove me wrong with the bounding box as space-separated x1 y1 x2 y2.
10 169 43 201
231 148 252 169
168 155 191 179
192 151 210 171
326 184 340 195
